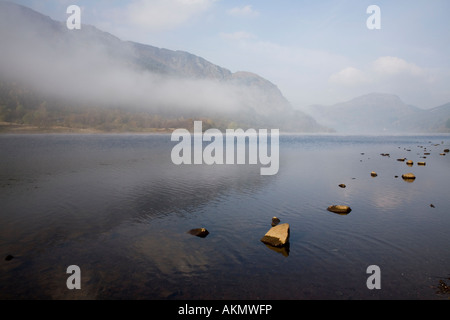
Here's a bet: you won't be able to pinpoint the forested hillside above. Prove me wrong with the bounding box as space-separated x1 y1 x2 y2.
0 81 243 133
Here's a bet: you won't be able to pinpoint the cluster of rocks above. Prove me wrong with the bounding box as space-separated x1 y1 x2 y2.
188 217 291 252
185 142 449 257
370 142 450 182
331 141 449 218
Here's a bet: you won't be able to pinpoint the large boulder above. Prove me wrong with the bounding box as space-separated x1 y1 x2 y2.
261 224 290 247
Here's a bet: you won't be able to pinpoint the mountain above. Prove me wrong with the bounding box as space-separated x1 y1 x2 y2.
0 1 327 132
398 102 450 133
304 93 450 133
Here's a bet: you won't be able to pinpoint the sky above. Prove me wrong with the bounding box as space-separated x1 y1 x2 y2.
8 0 450 109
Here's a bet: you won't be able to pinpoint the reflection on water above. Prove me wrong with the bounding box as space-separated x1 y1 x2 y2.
0 134 450 300
264 243 290 257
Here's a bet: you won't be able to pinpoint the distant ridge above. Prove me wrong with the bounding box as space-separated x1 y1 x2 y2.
305 93 450 133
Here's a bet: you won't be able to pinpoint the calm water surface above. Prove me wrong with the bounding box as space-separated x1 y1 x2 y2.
0 134 449 300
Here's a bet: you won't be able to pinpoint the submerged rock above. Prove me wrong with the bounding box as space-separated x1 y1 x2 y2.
327 205 352 215
261 223 290 247
430 204 436 208
436 279 450 294
271 217 281 227
188 228 209 238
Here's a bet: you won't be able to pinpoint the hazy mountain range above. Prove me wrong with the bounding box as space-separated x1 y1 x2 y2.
0 1 449 133
304 93 450 133
0 1 326 132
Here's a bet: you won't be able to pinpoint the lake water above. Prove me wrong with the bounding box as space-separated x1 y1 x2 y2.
0 134 449 300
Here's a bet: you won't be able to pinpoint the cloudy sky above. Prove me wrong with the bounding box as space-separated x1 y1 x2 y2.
9 0 450 109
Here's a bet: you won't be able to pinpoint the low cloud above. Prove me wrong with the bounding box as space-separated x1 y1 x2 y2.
0 12 265 117
329 56 430 86
371 56 426 78
329 67 369 86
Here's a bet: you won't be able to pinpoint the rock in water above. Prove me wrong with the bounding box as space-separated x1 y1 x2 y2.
327 205 352 215
371 172 378 177
444 149 449 153
5 255 14 261
188 228 209 238
339 184 346 188
418 162 426 166
261 224 290 247
271 217 281 227
406 160 413 166
402 173 416 181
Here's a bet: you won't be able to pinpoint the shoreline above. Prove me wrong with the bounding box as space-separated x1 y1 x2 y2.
0 122 175 134
1 122 450 136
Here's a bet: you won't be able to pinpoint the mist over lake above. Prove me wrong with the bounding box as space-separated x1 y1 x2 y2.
1 134 449 300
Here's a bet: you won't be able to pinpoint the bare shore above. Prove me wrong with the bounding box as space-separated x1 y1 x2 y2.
0 122 174 134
